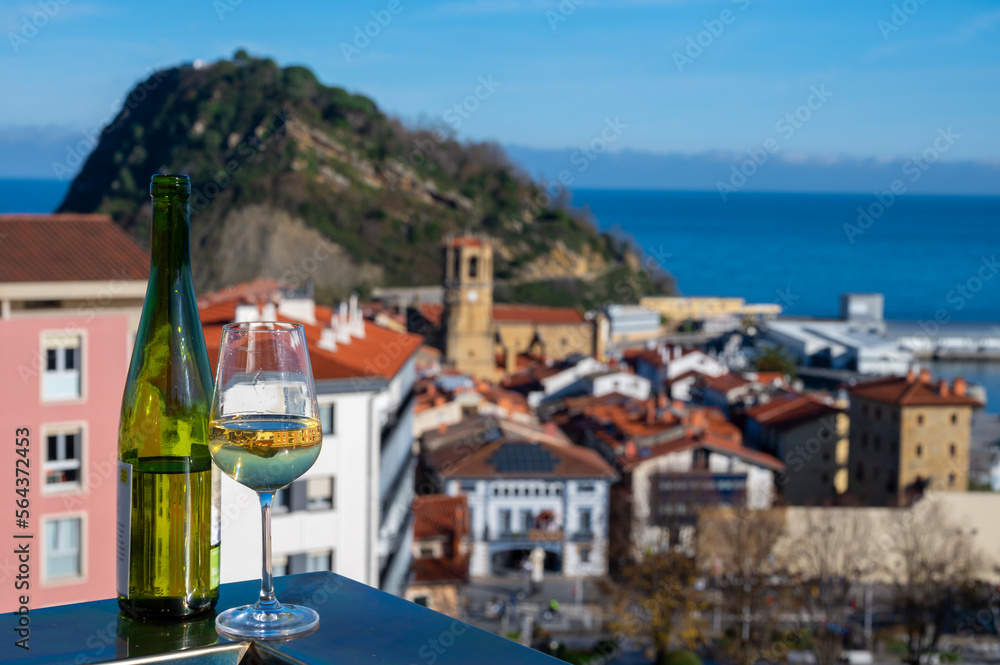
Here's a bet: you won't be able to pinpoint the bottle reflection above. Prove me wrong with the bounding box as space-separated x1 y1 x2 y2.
115 613 219 659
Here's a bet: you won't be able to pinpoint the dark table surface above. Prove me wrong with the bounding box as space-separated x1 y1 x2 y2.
1 572 562 664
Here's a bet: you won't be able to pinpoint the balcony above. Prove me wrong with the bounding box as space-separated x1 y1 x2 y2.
493 528 564 542
570 531 594 542
1 572 560 664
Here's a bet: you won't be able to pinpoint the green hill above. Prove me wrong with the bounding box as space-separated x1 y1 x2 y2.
58 51 672 307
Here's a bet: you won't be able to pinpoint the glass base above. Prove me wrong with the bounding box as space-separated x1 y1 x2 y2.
215 603 319 640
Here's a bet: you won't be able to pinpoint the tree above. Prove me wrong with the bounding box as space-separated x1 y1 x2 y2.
604 550 706 664
882 499 983 665
752 345 797 379
698 505 787 665
781 509 875 665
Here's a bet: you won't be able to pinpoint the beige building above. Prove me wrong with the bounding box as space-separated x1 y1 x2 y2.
640 296 781 322
846 370 980 506
437 236 600 380
745 394 850 505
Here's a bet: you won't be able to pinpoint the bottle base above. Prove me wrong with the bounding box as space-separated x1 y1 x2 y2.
118 595 218 622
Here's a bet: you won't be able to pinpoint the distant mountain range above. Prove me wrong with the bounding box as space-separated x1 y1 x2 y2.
505 145 1000 196
5 126 997 198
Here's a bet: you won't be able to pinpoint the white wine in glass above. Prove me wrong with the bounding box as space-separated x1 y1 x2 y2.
209 321 322 640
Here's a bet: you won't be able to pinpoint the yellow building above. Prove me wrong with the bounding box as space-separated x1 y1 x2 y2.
846 370 980 506
745 394 849 505
640 296 782 322
437 236 601 380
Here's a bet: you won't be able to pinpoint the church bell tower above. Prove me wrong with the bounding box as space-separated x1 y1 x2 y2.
442 236 495 380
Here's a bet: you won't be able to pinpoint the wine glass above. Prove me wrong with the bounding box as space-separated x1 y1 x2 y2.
209 322 323 639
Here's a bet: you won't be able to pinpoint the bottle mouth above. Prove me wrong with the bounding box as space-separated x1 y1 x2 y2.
150 174 191 198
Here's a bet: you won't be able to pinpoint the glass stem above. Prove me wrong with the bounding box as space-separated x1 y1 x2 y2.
254 491 281 613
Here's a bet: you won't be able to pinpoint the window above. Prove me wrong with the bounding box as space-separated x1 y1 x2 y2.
855 464 864 481
860 431 868 448
821 473 829 484
419 546 435 559
891 411 899 423
460 480 477 493
579 546 591 563
413 596 429 607
306 551 333 573
577 482 596 493
578 507 593 535
320 404 336 435
272 554 289 577
951 413 958 425
306 477 334 510
950 444 956 458
45 429 82 487
875 407 882 420
554 485 562 496
873 466 880 481
948 473 957 486
499 509 511 535
273 488 289 513
468 256 478 278
42 334 82 400
917 414 924 425
873 435 881 451
45 517 81 581
521 509 533 532
916 444 923 457
862 404 869 417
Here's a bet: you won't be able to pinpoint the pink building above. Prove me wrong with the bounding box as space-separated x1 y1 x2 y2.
0 214 148 611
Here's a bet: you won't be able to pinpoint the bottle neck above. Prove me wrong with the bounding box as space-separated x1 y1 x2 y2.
150 196 192 279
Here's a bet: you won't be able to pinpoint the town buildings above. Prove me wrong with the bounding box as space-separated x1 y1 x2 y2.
405 494 470 617
639 296 781 326
846 369 981 506
420 236 604 380
421 416 617 578
745 393 849 505
0 214 148 612
201 281 422 596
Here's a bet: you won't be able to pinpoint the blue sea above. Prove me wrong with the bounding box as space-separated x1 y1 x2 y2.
3 179 1000 410
571 189 1000 323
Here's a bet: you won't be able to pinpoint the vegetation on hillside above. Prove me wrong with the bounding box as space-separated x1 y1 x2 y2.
59 50 673 305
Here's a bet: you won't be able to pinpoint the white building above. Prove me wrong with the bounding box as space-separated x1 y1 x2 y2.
630 345 728 397
625 433 783 554
603 304 661 344
425 417 617 577
520 356 650 407
763 320 913 375
204 285 422 596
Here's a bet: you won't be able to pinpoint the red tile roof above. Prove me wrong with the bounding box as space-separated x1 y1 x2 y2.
492 304 586 325
440 436 616 479
0 214 149 283
624 432 784 472
849 375 981 407
746 392 840 428
413 557 469 584
413 494 468 540
418 303 443 327
200 298 423 382
701 372 752 394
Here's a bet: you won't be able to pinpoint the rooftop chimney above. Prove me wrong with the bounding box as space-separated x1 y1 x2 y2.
349 293 365 339
919 368 931 384
336 302 351 344
260 301 277 322
906 366 915 382
938 379 949 397
317 326 337 352
953 377 967 397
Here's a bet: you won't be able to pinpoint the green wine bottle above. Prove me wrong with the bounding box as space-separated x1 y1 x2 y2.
117 174 220 620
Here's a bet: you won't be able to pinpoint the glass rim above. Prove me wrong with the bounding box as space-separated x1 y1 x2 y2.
222 321 304 333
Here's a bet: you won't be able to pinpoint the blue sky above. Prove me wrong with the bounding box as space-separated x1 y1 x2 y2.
1 0 998 174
